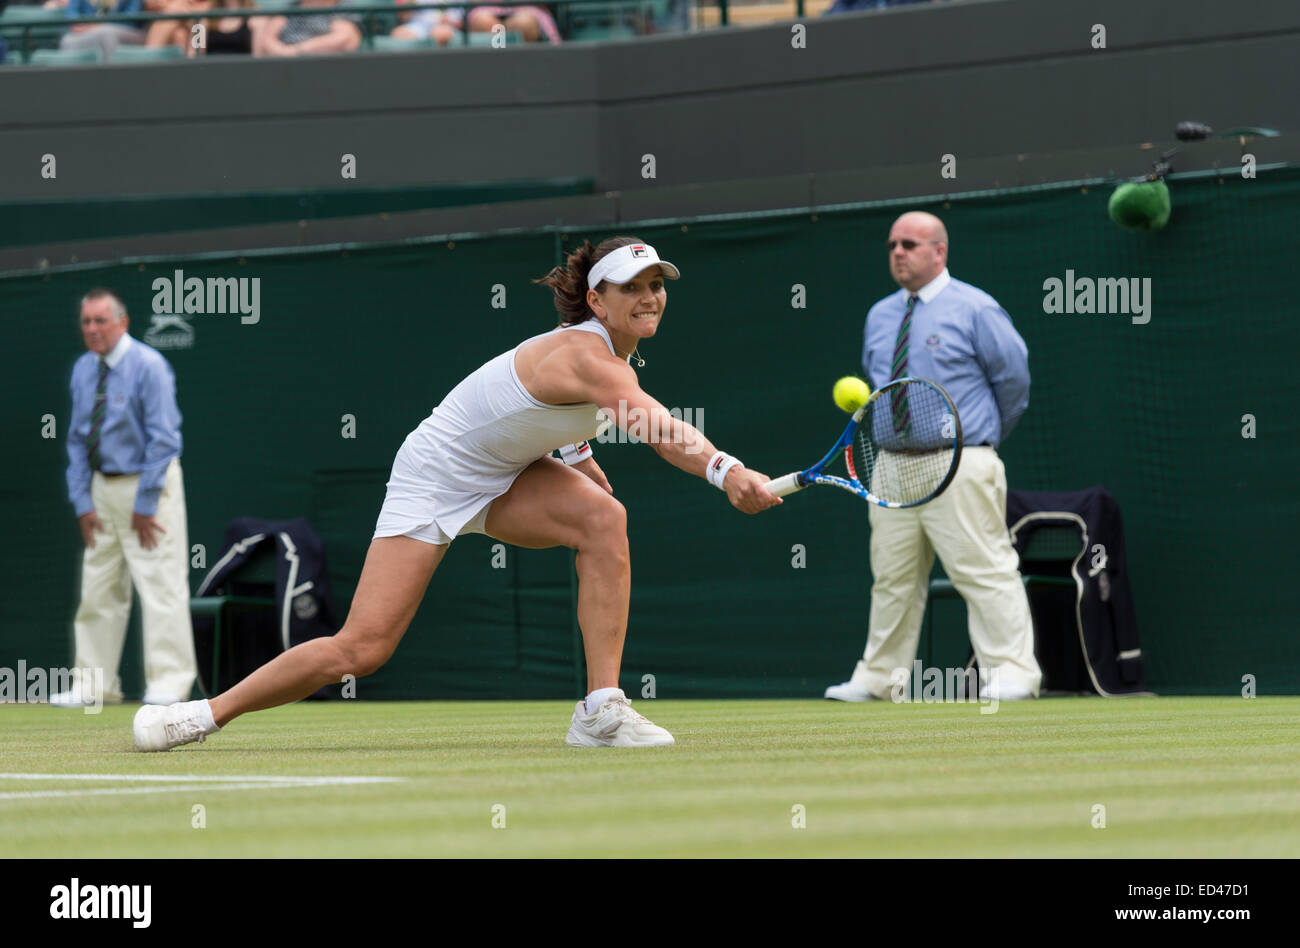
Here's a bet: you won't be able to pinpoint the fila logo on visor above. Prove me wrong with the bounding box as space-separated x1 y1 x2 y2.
631 246 649 258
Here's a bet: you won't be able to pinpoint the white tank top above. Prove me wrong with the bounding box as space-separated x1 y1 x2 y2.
400 319 619 495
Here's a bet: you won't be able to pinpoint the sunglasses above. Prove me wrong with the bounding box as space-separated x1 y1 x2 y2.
886 239 938 252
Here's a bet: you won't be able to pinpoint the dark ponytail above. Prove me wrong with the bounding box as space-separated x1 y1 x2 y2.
533 235 646 325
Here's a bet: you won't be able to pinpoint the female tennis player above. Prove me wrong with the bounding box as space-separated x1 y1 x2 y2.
135 236 781 750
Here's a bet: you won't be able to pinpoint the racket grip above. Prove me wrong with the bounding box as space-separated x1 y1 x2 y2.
765 472 805 497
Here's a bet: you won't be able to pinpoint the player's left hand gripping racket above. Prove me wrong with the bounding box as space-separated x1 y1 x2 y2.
766 377 963 508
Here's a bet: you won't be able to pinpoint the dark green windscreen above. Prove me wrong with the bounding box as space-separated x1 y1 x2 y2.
3 168 1295 699
0 178 594 249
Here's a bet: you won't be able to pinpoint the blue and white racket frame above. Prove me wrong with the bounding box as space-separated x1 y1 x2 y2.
765 376 963 508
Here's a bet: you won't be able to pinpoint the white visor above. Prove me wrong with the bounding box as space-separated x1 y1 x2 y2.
586 243 681 290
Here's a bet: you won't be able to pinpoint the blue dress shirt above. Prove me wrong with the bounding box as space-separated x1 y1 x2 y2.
862 269 1029 447
66 334 184 518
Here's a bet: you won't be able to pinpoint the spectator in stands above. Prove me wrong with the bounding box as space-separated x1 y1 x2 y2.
59 0 168 60
252 0 361 56
146 0 253 55
823 0 932 14
466 4 560 44
391 1 464 46
656 0 690 34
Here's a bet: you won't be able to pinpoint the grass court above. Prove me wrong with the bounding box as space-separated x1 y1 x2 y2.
3 696 1297 858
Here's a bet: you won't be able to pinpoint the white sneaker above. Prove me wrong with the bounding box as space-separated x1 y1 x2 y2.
49 687 121 707
49 688 89 708
978 680 1036 701
824 681 879 702
133 700 218 752
565 692 674 747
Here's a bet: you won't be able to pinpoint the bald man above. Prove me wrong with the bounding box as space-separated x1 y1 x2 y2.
825 212 1042 702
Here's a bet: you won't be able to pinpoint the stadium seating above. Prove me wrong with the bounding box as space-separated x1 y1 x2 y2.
697 0 833 27
460 29 526 46
0 4 65 62
349 0 402 36
28 47 104 66
370 33 435 51
563 1 649 41
111 44 186 63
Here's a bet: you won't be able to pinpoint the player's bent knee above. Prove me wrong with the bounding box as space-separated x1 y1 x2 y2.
580 495 627 545
330 629 397 679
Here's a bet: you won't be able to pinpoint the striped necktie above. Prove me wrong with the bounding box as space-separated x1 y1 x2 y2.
890 295 918 434
88 359 109 472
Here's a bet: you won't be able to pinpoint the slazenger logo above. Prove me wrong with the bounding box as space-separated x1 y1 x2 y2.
143 313 195 351
49 878 151 928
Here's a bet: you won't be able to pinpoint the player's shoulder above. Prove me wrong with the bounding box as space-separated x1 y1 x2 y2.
555 323 620 362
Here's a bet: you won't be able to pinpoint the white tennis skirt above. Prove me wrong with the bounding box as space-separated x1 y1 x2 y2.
372 438 519 546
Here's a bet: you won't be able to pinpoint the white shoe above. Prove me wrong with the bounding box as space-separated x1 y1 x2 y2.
824 681 879 702
133 700 218 752
565 691 674 747
49 688 89 708
49 687 121 707
978 680 1036 701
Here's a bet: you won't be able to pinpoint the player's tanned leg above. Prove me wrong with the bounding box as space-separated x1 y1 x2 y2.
207 536 445 727
484 456 629 693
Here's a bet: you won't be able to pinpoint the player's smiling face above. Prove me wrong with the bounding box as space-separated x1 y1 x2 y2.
590 265 667 342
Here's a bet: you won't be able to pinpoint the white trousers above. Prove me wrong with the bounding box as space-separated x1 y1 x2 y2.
849 447 1042 697
71 459 197 702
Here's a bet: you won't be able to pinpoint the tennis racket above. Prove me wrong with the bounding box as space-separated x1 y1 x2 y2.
765 377 963 508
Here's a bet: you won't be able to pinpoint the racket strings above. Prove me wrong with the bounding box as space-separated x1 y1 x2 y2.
855 382 958 506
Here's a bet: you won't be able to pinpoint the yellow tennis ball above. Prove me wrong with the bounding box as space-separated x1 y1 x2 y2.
833 377 871 413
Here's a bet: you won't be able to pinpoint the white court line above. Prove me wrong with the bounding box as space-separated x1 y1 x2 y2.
0 773 400 783
0 772 404 801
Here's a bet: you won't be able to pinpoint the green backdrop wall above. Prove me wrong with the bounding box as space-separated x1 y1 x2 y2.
3 167 1297 699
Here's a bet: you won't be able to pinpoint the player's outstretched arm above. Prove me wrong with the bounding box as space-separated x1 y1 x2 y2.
581 353 780 513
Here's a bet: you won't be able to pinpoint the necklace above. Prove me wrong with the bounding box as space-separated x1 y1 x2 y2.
618 346 646 368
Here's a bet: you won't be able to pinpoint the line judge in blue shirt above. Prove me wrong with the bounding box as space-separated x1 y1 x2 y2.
54 288 197 707
825 212 1043 702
